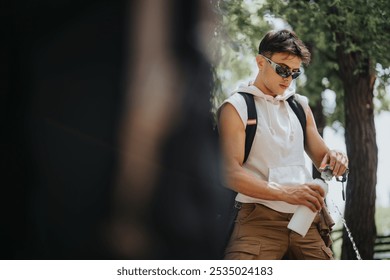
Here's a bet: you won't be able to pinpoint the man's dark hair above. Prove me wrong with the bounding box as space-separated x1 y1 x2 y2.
258 29 311 65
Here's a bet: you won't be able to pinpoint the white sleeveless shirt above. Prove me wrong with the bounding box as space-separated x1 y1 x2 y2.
218 83 313 213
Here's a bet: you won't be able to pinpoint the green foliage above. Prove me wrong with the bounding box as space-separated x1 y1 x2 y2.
376 206 390 235
259 0 390 125
212 0 390 125
211 0 269 111
374 64 390 112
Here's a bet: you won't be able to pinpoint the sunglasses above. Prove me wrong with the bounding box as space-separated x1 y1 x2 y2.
261 55 301 80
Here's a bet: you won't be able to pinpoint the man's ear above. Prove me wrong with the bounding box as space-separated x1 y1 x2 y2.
256 54 264 69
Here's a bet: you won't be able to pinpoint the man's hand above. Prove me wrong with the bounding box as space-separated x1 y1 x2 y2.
320 150 349 178
279 182 326 212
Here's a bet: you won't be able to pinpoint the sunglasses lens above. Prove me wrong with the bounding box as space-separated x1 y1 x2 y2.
291 71 301 79
277 65 301 79
265 55 301 79
275 65 289 78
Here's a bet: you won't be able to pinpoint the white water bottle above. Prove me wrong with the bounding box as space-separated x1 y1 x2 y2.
287 179 328 237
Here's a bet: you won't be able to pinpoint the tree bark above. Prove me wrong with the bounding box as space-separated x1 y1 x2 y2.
337 48 378 260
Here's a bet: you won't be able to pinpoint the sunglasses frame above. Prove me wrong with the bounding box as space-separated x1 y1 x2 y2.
261 55 301 80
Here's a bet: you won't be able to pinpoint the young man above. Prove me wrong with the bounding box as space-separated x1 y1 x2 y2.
217 29 349 260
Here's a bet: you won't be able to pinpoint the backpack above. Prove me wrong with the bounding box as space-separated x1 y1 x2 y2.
215 91 307 258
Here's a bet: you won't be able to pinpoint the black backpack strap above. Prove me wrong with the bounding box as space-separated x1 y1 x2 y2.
238 92 257 163
215 92 256 258
287 95 307 144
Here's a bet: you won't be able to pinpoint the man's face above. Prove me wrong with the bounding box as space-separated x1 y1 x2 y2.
256 52 302 96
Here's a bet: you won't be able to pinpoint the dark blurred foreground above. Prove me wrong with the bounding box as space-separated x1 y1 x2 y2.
1 0 225 259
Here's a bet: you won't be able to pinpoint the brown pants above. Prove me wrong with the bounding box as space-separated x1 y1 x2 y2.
224 203 334 260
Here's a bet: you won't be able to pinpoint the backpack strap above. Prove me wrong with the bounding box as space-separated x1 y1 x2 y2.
238 92 257 163
215 92 256 258
287 95 307 144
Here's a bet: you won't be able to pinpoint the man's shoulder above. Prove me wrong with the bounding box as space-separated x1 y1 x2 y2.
217 92 250 127
220 92 247 108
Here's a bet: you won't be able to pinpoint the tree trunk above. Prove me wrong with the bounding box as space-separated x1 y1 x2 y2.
337 48 378 260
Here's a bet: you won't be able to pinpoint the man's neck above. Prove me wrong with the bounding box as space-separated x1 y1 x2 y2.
252 79 277 97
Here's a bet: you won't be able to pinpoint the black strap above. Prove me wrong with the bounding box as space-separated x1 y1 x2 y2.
286 95 307 144
238 92 257 163
215 92 256 258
